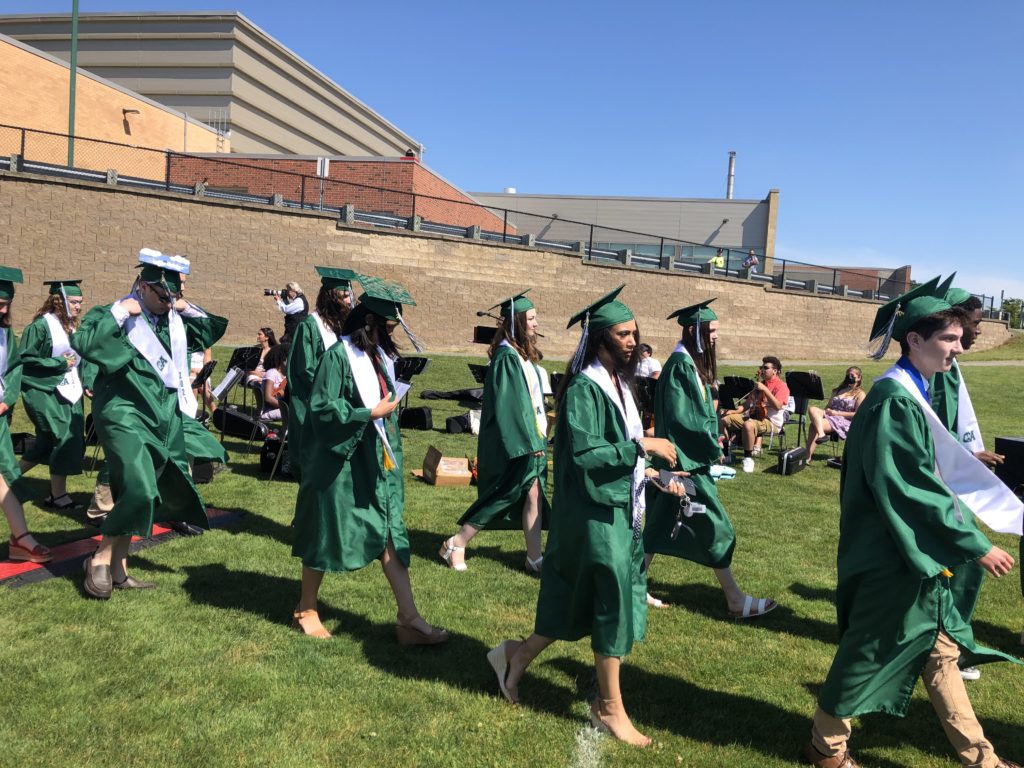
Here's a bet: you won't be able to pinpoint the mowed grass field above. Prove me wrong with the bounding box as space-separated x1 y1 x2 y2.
2 348 1023 768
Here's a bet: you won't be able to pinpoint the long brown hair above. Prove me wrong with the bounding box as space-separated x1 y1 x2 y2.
315 285 351 337
343 303 401 359
831 366 865 398
487 312 542 363
556 325 640 404
680 323 717 387
33 293 78 332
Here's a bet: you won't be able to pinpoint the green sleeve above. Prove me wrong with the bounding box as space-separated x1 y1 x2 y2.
563 379 637 508
286 318 322 403
929 366 959 436
3 328 22 408
308 345 372 459
70 304 137 376
79 357 98 391
861 396 992 578
183 307 228 353
487 348 544 460
654 355 721 472
18 318 68 387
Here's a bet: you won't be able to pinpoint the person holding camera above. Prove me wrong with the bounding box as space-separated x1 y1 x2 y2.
269 282 308 344
643 299 777 619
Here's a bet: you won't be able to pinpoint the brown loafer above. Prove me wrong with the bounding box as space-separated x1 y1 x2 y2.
83 557 112 600
801 743 860 768
113 575 157 590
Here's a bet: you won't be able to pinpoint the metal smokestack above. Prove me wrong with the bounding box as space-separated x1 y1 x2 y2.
726 151 736 200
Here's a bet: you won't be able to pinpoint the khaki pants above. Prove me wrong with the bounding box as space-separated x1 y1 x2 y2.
811 632 998 768
86 482 113 518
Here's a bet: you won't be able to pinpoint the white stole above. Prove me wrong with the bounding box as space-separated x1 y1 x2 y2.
879 364 1022 535
0 328 8 401
581 360 646 529
341 336 397 469
117 301 198 418
500 339 546 438
951 359 985 454
312 311 338 351
43 313 83 404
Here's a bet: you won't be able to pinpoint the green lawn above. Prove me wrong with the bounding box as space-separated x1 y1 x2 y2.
2 350 1022 768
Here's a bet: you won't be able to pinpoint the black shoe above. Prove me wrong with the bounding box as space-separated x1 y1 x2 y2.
83 557 112 599
84 513 107 528
44 493 84 511
168 520 204 536
113 575 157 590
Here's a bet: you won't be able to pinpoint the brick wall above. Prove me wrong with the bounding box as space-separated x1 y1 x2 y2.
167 156 512 233
0 170 1010 363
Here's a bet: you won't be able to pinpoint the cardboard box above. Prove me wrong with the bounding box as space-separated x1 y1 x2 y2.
419 445 473 487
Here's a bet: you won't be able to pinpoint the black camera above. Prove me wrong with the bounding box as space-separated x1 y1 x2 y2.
263 289 280 297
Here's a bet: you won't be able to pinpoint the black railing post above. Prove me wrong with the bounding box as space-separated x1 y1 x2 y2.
832 268 838 292
503 209 508 243
19 128 26 158
411 192 417 222
781 259 787 289
659 237 665 269
300 176 306 209
164 152 171 191
588 224 594 258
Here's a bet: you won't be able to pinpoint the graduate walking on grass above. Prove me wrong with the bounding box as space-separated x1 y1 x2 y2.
0 267 52 565
488 285 685 748
17 279 90 511
290 278 447 646
803 278 1023 768
72 249 226 599
642 298 777 619
440 290 549 574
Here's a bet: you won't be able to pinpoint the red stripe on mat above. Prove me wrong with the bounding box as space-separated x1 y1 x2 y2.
0 508 231 580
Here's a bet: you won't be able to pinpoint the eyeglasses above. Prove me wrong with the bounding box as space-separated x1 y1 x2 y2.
146 285 173 303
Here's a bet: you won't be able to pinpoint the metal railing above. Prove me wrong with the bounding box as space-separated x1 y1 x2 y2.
0 122 1000 314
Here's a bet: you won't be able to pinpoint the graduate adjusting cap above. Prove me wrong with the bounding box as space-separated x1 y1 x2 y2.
567 284 634 373
0 266 24 300
667 298 717 326
486 289 534 319
868 276 947 359
44 280 83 297
314 265 359 291
137 248 190 294
935 272 973 308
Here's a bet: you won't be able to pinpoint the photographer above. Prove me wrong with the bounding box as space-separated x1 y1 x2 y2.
269 282 308 344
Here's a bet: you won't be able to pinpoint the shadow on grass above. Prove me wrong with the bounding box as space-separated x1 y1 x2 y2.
789 582 836 604
178 563 581 721
972 619 1024 657
213 506 294 547
648 581 839 645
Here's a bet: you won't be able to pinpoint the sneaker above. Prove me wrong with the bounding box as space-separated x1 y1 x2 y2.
741 457 755 473
960 666 981 681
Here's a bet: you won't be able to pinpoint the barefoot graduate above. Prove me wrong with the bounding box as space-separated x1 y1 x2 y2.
440 290 549 574
489 285 682 748
291 278 447 645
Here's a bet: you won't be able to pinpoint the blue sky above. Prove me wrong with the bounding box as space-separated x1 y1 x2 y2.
8 1 1024 302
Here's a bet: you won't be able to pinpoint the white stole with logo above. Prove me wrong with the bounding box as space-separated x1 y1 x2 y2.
312 312 338 351
117 301 198 418
500 339 546 438
879 364 1022 535
950 359 985 454
43 312 83 403
341 336 397 469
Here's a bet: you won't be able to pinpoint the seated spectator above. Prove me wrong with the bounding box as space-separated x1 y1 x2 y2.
261 343 289 421
636 343 662 379
190 346 217 416
804 366 865 464
721 356 790 473
246 327 277 386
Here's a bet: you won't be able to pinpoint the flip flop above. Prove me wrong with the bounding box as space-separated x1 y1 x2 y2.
486 640 518 704
730 595 778 620
646 593 669 609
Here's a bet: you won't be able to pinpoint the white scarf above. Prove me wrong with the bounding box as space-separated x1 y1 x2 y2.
879 364 1022 535
950 359 984 454
312 311 338 351
341 336 397 469
117 301 198 418
43 313 83 404
500 339 546 438
0 328 8 401
581 360 646 529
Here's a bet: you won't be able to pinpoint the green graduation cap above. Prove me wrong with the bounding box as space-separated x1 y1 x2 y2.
869 276 948 359
936 272 973 307
314 265 359 291
0 266 24 300
667 298 717 326
567 284 635 373
44 279 83 298
486 289 534 319
357 276 422 352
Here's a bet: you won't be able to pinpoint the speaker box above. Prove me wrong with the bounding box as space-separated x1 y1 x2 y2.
994 437 1024 500
446 414 471 434
213 406 268 440
778 445 807 475
10 432 35 456
399 407 433 430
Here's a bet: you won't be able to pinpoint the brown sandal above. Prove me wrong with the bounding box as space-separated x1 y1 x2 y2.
291 609 331 639
8 532 53 564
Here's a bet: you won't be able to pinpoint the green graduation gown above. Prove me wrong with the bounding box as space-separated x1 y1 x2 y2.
0 327 24 485
818 377 1017 719
643 350 735 568
534 374 647 657
459 344 550 530
291 342 409 572
285 314 331 479
17 316 85 475
182 318 230 465
71 304 221 537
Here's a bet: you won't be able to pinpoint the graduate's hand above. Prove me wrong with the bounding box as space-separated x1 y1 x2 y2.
978 546 1015 578
0 403 8 416
974 450 1004 469
370 394 399 419
118 298 142 316
173 298 189 312
641 437 677 467
84 389 93 399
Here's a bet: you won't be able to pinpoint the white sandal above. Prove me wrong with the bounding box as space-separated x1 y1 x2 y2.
730 594 778 619
438 537 468 572
524 554 543 574
646 592 669 609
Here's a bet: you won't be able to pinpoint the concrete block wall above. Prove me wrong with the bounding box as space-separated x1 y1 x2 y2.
0 169 1010 363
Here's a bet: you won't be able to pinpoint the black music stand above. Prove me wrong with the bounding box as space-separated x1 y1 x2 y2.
228 345 262 411
468 363 488 385
719 376 756 413
192 361 217 420
784 371 825 446
473 325 498 345
393 356 430 412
